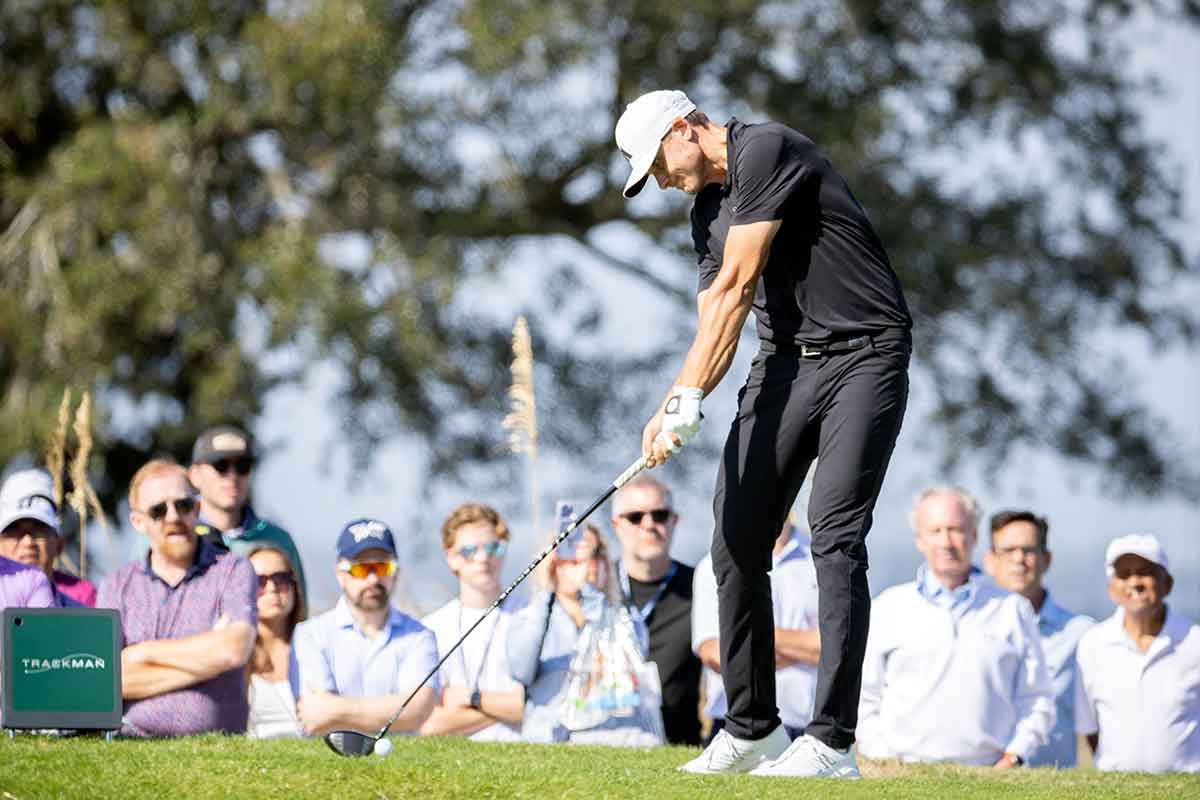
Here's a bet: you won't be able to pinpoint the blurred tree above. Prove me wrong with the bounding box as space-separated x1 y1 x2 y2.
2 0 1197 516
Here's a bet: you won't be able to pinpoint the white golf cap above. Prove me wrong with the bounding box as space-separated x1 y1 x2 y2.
615 89 697 198
0 468 60 535
1104 533 1169 578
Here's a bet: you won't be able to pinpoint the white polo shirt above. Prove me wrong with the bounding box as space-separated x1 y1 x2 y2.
857 568 1055 765
691 529 821 730
423 597 524 742
1075 606 1200 773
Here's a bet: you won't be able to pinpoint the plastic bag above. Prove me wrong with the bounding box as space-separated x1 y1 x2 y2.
561 602 658 735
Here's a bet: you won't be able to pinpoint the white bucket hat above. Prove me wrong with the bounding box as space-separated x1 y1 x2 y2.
615 89 697 198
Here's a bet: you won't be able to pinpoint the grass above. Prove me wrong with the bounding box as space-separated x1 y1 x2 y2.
1 734 1197 799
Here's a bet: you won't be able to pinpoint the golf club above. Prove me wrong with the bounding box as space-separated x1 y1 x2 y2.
324 453 649 757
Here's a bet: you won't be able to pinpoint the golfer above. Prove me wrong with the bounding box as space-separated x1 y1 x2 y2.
617 90 910 778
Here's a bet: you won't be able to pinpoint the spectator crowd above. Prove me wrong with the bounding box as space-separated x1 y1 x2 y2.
1 425 1197 774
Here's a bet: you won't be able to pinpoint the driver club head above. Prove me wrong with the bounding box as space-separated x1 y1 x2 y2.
324 730 377 758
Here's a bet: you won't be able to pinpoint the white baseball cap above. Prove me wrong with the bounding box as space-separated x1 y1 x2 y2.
615 89 697 198
1105 533 1169 578
0 468 60 536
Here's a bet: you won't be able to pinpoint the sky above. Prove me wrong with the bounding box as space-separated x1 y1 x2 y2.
101 13 1198 622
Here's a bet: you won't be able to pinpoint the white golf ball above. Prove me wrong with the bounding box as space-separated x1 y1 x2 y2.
373 737 393 758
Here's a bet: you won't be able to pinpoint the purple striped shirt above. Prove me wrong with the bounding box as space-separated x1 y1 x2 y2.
0 555 54 610
96 539 257 737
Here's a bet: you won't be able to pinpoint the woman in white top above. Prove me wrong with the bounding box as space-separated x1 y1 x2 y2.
246 545 307 738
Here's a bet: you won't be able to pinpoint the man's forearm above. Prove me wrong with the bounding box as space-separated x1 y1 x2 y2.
675 278 756 394
135 622 254 680
478 688 524 726
420 705 495 737
420 688 522 736
122 659 200 699
675 220 779 392
310 688 437 736
774 628 820 668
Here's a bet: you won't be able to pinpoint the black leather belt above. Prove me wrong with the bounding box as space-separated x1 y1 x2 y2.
798 336 871 359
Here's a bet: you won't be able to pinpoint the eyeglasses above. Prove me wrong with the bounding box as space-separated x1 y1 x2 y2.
456 541 508 560
142 497 198 521
339 560 397 579
257 571 296 592
619 509 673 525
995 545 1043 558
211 458 254 476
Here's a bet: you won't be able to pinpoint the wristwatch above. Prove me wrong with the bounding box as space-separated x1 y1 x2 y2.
469 688 482 710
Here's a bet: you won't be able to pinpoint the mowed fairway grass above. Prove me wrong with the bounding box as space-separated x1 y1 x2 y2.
2 735 1197 799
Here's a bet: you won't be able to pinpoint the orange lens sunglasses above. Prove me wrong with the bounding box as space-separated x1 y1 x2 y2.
339 560 397 579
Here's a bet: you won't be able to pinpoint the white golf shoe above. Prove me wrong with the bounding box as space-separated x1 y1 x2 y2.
677 725 791 774
748 734 862 779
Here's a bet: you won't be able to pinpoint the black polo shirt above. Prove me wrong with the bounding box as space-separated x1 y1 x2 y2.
691 117 912 344
625 561 702 746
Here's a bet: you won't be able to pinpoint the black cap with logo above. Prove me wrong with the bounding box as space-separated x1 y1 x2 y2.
191 425 256 465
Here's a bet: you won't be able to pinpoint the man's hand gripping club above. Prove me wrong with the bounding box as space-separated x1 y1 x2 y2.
642 386 704 467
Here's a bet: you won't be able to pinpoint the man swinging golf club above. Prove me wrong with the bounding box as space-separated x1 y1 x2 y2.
617 90 911 778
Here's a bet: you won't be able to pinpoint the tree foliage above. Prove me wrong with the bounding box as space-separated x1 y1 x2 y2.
2 0 1197 514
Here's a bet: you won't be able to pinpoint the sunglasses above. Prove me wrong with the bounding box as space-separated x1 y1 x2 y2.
339 560 397 579
456 541 508 560
211 458 254 476
142 496 198 521
619 509 673 525
257 571 296 592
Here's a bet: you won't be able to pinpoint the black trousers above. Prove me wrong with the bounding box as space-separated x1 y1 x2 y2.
712 332 909 750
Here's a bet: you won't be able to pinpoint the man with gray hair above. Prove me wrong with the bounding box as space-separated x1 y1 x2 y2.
856 486 1055 766
610 474 702 745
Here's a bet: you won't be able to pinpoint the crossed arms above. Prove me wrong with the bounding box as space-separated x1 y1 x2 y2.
121 616 255 699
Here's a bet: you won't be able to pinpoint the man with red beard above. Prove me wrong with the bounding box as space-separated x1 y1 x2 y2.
290 519 438 738
97 459 257 736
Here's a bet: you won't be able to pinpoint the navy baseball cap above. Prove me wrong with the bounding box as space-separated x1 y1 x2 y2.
336 518 397 561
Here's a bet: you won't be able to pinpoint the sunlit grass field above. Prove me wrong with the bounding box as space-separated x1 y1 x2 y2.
2 734 1197 799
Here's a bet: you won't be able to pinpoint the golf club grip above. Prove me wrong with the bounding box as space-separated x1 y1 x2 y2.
374 455 648 738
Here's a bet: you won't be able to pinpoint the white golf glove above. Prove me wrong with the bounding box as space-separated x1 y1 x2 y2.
656 387 704 454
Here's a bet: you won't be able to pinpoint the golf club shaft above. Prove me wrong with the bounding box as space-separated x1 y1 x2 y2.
372 454 648 739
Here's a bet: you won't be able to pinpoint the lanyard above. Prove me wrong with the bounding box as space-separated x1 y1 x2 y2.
618 560 677 626
456 599 501 691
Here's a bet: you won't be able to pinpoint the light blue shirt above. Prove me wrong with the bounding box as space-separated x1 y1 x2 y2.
693 528 821 729
1028 592 1094 768
290 597 439 709
917 564 982 622
506 588 651 744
